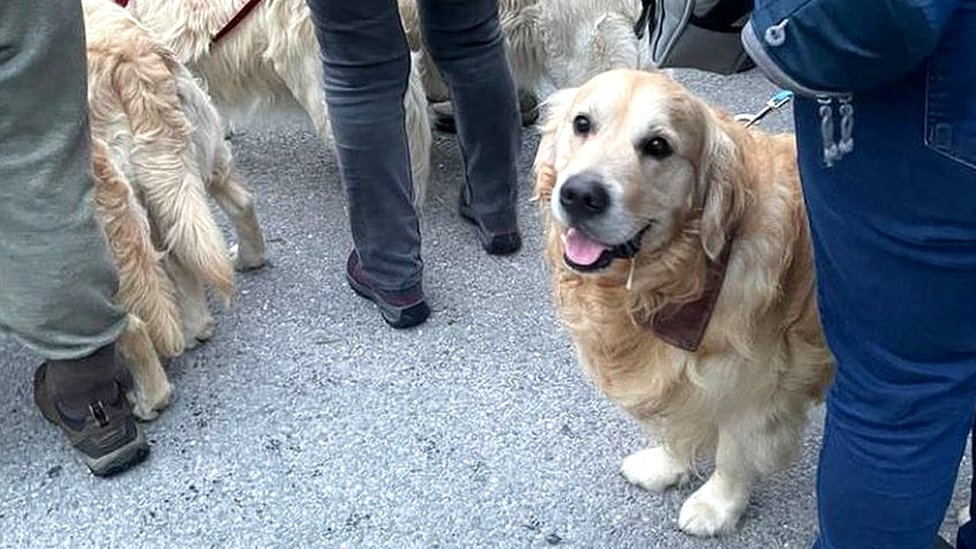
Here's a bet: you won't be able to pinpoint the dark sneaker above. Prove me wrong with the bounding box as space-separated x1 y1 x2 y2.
431 89 539 134
34 363 149 477
431 101 457 133
458 194 522 256
345 251 430 329
517 89 540 126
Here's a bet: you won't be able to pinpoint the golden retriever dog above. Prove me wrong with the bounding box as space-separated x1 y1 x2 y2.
124 0 432 203
84 0 266 419
399 0 652 103
533 70 833 536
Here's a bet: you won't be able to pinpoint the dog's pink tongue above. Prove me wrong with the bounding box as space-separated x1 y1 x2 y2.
564 228 609 266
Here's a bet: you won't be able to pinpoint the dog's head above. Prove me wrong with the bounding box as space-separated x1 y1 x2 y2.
534 70 742 276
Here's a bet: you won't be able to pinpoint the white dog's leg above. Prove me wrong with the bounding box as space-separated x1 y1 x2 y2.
118 314 172 421
210 164 266 271
678 429 757 537
277 53 332 142
621 446 691 493
166 258 215 348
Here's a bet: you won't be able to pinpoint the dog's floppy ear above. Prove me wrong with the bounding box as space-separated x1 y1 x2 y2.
697 109 745 260
532 87 578 202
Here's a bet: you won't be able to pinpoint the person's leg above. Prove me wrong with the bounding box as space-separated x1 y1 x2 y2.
305 0 429 328
0 0 148 475
793 74 976 549
418 0 522 255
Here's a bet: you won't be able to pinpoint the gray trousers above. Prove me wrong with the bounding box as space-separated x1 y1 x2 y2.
0 0 126 360
306 0 520 294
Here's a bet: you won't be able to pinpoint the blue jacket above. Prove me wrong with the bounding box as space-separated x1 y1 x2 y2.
743 0 975 169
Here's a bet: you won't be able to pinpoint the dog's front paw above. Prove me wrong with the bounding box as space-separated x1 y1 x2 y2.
230 243 266 272
194 316 215 342
183 311 215 348
127 380 172 422
621 447 689 493
678 478 747 537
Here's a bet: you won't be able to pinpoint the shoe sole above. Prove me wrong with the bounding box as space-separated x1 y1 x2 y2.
85 429 150 477
345 272 428 329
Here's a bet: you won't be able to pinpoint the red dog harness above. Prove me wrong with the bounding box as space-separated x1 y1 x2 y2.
114 0 264 45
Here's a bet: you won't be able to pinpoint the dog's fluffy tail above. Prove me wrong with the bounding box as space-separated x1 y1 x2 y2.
406 53 432 209
110 43 235 302
89 137 186 357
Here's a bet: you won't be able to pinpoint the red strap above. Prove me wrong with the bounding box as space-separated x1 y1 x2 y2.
112 0 261 46
211 0 264 44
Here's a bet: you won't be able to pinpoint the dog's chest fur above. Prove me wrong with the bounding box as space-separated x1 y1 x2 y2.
554 274 694 417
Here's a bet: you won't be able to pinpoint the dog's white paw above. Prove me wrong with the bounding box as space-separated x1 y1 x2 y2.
959 505 971 525
230 243 266 272
621 447 689 493
194 316 215 342
678 479 746 537
127 380 172 422
184 314 215 348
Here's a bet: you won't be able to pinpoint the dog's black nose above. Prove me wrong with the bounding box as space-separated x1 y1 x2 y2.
560 173 610 220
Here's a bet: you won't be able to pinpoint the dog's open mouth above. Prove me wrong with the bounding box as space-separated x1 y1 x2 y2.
561 225 652 273
562 228 614 272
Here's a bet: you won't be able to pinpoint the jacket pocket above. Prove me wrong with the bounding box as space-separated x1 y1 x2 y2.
925 1 976 170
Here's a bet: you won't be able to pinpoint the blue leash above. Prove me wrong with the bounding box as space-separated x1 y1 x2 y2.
738 89 794 127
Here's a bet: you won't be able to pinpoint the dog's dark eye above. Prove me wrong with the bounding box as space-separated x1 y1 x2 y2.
573 114 592 136
640 137 672 159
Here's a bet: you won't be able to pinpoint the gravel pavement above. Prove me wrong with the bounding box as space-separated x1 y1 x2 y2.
1 68 970 548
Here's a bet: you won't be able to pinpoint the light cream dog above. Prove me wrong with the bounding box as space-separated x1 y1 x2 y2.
534 70 833 536
400 0 653 102
84 0 266 419
125 0 432 203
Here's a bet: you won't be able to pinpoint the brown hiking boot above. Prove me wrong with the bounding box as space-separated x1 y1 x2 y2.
432 89 539 133
33 350 149 477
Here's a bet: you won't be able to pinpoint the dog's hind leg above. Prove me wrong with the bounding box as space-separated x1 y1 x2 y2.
118 314 172 421
272 37 332 143
166 257 215 348
210 149 266 271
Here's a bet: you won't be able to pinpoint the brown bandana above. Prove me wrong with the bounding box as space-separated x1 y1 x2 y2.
639 238 734 353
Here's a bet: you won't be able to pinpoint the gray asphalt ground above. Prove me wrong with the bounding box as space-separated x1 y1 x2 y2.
1 69 970 548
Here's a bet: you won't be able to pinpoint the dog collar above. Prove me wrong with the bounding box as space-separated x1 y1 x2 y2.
638 235 734 353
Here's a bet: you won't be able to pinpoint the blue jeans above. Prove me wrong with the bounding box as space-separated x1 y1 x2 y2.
796 60 976 548
305 0 520 295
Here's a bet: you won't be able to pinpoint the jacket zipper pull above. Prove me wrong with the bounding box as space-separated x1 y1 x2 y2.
818 97 839 167
838 95 855 157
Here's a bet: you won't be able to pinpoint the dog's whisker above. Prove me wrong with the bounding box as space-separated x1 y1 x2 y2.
626 258 637 291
